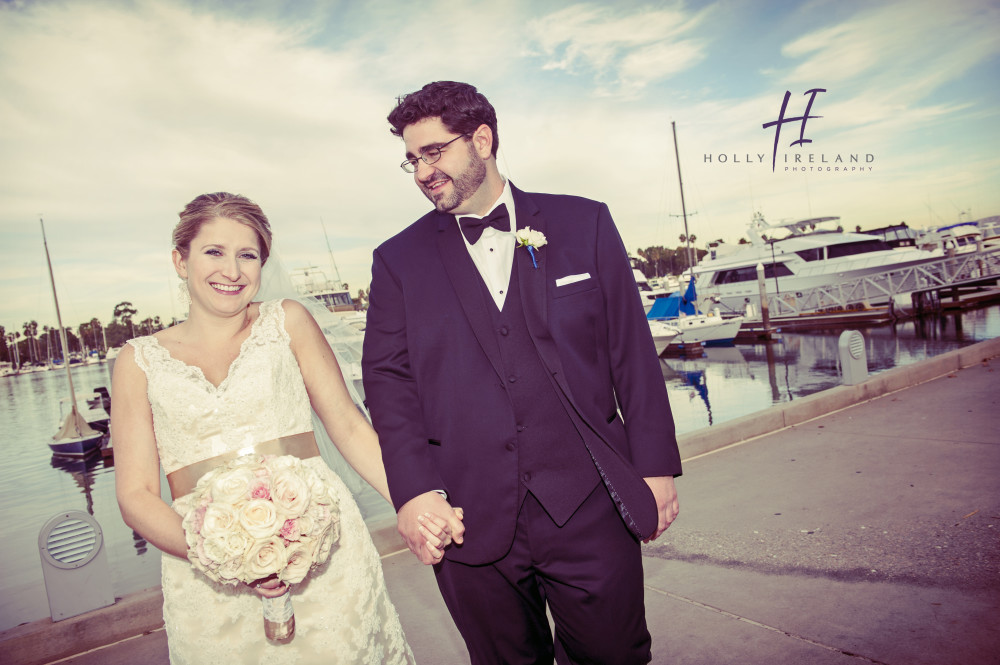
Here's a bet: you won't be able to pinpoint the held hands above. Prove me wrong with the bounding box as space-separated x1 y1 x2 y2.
642 475 679 543
397 491 466 565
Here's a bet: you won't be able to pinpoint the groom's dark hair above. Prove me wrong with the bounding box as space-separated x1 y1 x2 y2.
388 81 500 157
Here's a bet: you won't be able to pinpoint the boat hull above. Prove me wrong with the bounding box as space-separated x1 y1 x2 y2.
649 321 681 356
49 433 104 458
651 315 744 349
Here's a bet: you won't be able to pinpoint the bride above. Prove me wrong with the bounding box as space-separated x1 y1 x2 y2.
112 192 456 664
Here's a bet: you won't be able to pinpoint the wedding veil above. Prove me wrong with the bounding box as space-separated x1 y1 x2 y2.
257 250 391 522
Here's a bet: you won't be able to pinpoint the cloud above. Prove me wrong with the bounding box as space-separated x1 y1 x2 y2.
780 0 1000 96
525 2 709 96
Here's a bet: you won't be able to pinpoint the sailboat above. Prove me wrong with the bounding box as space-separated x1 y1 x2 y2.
41 217 105 458
646 123 744 354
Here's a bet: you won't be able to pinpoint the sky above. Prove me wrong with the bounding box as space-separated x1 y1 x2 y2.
1 0 998 332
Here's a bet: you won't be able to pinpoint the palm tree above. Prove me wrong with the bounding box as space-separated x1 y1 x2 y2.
22 320 38 363
88 317 103 353
6 331 20 367
42 325 53 363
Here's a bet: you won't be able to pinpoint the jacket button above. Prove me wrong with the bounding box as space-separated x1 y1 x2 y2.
522 472 531 482
505 441 516 451
508 376 517 383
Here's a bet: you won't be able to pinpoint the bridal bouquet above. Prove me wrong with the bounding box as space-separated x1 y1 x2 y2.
180 453 340 642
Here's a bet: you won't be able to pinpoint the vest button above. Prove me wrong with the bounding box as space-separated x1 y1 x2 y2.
522 472 531 482
505 441 516 451
499 326 509 336
508 376 517 383
516 425 525 432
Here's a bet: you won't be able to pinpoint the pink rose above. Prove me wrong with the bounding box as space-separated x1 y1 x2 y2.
279 518 301 542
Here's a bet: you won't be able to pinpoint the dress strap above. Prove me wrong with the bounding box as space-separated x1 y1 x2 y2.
166 431 319 499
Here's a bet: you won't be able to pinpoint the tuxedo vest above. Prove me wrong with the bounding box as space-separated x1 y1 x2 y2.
483 254 600 525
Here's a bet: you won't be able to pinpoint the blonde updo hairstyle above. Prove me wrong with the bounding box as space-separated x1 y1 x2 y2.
173 192 272 264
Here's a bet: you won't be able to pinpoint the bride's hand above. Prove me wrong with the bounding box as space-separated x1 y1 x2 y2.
417 507 464 560
252 575 288 599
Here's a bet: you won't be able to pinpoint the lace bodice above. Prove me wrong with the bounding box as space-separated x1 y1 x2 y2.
129 300 313 474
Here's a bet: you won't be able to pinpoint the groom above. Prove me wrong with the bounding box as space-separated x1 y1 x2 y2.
362 81 682 664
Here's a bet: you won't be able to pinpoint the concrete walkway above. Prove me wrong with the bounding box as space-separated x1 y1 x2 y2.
3 338 998 665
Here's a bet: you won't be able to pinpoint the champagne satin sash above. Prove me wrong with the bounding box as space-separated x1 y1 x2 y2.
167 431 320 499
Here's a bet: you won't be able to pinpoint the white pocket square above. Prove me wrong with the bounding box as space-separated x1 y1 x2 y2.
556 273 591 287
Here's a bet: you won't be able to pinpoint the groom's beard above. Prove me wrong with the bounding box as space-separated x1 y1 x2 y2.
420 148 488 213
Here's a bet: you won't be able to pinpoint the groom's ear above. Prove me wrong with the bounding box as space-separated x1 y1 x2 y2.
471 124 494 159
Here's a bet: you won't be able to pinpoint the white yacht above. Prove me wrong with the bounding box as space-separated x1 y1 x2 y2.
691 213 942 314
291 267 357 314
630 261 673 314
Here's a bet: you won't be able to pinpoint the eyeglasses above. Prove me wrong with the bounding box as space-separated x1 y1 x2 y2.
400 134 468 173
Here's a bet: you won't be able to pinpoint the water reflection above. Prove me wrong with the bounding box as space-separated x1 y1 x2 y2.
660 305 999 433
48 453 108 516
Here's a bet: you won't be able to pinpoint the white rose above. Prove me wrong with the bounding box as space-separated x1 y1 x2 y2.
265 454 300 473
218 529 254 558
239 498 281 539
270 467 312 518
527 229 547 247
200 503 240 541
216 555 246 584
201 535 230 567
245 536 288 580
314 520 339 563
207 467 256 505
279 538 319 584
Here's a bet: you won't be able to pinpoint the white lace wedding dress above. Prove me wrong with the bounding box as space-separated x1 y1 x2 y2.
129 299 414 665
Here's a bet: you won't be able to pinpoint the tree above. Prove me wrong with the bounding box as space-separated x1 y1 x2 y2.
42 325 53 362
139 316 164 335
87 318 104 353
114 301 138 339
22 320 38 363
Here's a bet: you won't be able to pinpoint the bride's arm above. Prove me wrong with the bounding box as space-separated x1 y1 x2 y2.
283 300 395 503
111 345 188 559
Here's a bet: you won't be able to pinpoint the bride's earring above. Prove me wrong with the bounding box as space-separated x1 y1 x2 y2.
177 278 191 307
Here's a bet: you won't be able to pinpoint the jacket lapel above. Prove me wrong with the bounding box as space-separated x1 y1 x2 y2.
512 186 572 394
436 213 504 380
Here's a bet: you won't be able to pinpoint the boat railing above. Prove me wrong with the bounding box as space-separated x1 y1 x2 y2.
740 245 1000 319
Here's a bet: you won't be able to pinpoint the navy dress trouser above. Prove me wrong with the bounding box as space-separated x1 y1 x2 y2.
433 484 653 665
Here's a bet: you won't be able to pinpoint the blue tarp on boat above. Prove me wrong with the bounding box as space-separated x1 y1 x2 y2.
647 276 698 319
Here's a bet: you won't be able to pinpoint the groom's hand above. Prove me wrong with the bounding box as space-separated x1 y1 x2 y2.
642 475 679 543
397 491 466 565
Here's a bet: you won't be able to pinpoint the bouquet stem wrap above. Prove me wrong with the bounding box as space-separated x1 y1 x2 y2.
263 588 296 643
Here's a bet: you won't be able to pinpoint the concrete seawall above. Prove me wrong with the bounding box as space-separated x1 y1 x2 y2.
2 335 999 665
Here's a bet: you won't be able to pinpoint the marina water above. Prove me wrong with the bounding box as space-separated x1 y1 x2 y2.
1 304 998 631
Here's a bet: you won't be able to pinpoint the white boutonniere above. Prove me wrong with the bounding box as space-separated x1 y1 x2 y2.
515 227 547 269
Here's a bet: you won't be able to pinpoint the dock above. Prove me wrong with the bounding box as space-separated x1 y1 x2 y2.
2 338 999 665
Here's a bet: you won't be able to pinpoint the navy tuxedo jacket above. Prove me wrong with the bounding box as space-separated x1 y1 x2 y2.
362 184 681 564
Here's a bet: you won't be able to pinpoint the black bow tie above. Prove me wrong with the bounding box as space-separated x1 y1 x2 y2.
458 204 510 244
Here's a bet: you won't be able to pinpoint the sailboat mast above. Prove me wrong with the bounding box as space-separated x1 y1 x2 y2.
40 217 82 430
671 121 694 275
319 217 342 287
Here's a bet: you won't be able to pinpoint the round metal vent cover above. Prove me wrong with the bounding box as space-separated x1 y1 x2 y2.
38 511 104 570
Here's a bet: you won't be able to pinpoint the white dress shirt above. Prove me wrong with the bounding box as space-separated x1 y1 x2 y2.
455 180 517 311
